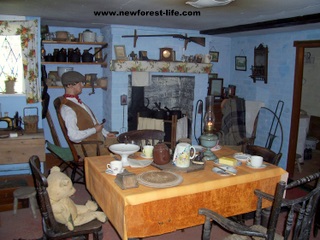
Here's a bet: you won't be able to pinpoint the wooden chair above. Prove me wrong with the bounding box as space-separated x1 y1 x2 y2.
244 145 282 166
137 112 177 150
241 106 284 166
53 96 104 184
117 129 165 148
198 171 320 240
29 155 103 240
42 89 82 182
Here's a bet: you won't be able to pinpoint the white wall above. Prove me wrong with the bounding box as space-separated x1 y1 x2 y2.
302 48 320 117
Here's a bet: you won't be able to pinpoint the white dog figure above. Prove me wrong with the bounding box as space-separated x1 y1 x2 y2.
47 166 107 230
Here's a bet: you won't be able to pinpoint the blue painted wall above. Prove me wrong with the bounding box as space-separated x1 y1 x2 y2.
2 14 320 173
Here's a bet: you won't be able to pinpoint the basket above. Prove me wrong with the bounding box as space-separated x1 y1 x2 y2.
23 107 38 133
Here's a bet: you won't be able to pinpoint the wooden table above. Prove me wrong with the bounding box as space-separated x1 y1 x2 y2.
85 147 288 240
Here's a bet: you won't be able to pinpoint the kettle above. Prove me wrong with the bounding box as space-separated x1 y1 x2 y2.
173 142 196 168
82 48 94 62
153 142 170 165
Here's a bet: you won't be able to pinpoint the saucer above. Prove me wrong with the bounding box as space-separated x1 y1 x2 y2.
246 163 267 169
211 145 222 151
233 153 251 161
105 168 124 176
140 153 153 159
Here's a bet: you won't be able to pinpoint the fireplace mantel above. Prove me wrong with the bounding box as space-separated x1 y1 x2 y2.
110 60 212 74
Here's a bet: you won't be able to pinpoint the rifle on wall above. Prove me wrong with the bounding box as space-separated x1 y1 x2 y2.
122 30 205 49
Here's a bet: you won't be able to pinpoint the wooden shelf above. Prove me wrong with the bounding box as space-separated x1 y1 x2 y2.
42 40 107 45
41 61 107 67
110 60 212 74
46 86 102 89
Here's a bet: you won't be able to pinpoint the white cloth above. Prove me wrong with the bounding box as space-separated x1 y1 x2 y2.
176 116 188 141
60 98 108 143
132 72 151 86
245 101 265 137
137 117 164 131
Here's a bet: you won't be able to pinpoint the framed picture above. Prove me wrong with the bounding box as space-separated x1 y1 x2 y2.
114 45 127 60
235 56 247 71
139 51 149 60
210 51 219 62
209 73 218 78
120 94 127 105
208 78 224 98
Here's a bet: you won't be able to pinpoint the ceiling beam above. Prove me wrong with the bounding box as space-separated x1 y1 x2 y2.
200 13 320 35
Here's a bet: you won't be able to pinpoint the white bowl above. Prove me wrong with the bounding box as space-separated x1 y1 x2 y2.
57 67 73 77
109 143 140 166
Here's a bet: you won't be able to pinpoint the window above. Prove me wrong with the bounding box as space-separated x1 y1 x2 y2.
0 35 24 94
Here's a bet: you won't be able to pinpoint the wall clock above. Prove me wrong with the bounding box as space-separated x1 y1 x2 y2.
159 48 173 61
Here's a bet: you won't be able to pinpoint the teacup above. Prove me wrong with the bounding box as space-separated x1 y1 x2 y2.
143 145 154 158
247 155 263 168
107 160 123 174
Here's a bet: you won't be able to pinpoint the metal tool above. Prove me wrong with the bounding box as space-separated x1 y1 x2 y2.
120 94 127 133
265 100 284 150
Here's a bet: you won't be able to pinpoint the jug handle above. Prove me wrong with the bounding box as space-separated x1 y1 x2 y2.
190 146 196 159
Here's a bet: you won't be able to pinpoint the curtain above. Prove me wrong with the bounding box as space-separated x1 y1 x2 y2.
0 20 40 103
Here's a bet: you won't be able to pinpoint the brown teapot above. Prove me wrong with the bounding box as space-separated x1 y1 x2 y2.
153 142 170 165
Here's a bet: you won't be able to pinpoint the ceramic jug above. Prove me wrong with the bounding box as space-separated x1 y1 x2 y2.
173 142 196 168
204 54 212 63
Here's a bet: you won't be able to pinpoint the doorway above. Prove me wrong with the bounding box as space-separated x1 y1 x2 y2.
287 40 320 177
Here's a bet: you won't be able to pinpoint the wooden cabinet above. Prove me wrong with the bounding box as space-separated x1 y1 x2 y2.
0 131 45 164
250 44 268 83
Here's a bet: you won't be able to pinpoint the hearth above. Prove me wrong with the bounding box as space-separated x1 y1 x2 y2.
127 75 195 135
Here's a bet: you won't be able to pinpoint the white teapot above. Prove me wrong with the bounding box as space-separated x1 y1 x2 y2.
173 143 196 168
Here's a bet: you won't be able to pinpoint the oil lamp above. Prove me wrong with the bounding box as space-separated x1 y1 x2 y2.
200 96 218 161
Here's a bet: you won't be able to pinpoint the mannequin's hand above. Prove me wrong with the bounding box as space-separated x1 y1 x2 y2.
107 133 116 138
94 124 104 133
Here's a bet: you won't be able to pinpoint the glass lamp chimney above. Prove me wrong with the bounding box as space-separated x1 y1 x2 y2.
204 96 215 134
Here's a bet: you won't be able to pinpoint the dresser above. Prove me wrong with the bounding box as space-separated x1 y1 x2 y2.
0 130 45 211
0 130 45 165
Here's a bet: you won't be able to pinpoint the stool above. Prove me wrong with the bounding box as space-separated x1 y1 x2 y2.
295 153 302 173
13 186 38 218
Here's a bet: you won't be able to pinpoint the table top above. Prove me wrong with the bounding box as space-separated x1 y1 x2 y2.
85 146 288 239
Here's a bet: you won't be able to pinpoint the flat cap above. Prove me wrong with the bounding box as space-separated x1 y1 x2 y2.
61 71 85 85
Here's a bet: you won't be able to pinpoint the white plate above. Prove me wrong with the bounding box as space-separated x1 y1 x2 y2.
128 158 153 168
246 163 267 169
212 166 237 176
140 153 153 159
233 153 251 161
105 168 124 176
211 145 222 151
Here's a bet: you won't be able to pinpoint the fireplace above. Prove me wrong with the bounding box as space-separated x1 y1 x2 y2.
127 75 195 135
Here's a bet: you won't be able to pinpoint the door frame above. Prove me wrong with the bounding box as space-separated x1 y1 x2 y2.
287 40 320 177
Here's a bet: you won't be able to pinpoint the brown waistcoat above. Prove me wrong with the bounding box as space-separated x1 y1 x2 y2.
63 100 103 141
